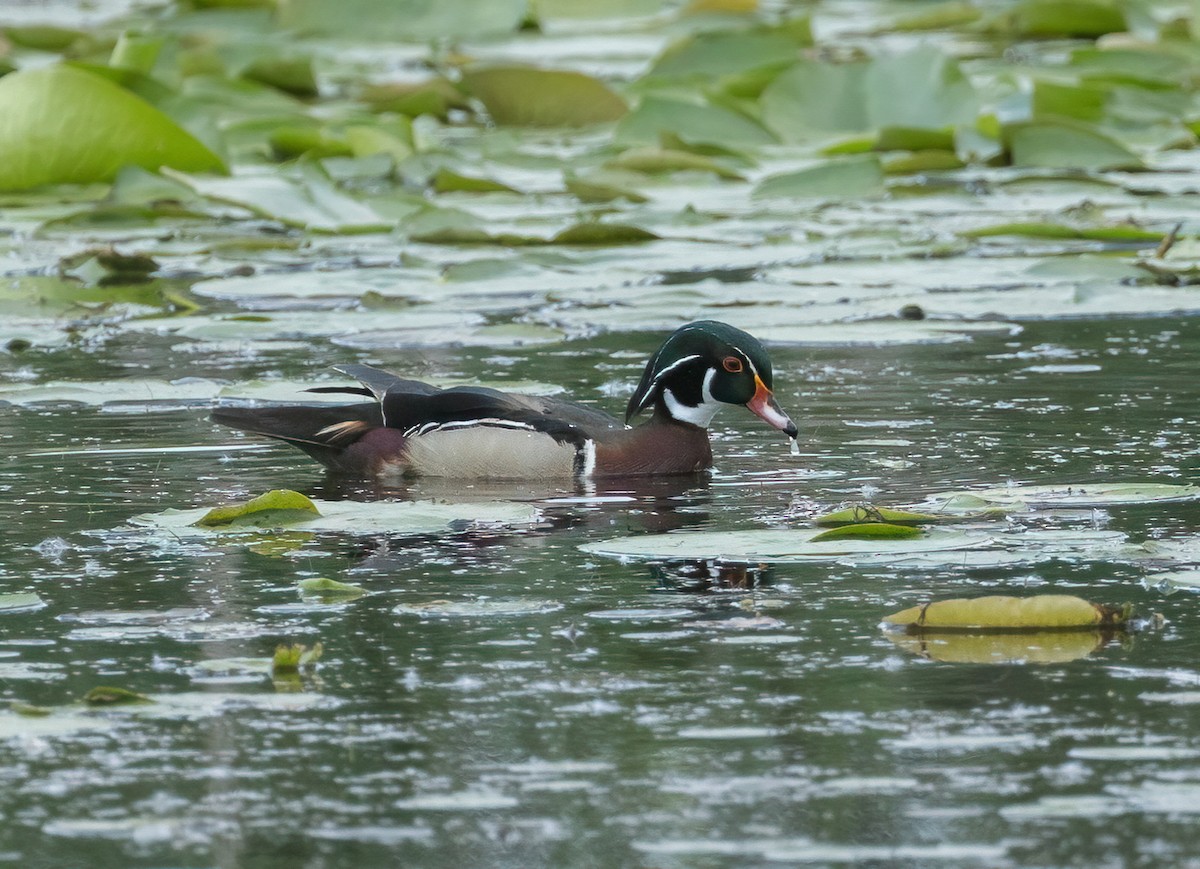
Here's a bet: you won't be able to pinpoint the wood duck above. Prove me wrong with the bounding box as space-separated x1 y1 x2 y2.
212 320 797 480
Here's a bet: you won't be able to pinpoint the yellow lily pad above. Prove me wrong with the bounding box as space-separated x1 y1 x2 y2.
194 489 321 529
882 594 1129 631
810 523 923 542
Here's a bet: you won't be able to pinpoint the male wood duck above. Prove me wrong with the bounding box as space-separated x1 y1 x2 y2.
212 320 797 480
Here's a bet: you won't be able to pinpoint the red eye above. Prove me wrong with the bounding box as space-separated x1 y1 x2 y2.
722 356 743 373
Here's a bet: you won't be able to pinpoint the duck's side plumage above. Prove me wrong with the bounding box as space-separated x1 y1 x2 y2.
212 321 796 480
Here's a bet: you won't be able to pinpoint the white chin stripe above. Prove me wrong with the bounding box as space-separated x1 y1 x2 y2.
664 369 719 428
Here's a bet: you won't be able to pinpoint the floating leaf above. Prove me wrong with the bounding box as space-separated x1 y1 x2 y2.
0 593 46 613
885 1 981 32
0 65 226 191
810 523 922 542
297 577 366 599
394 599 565 617
885 629 1114 664
131 498 540 537
814 505 943 527
646 29 801 81
272 642 323 674
882 594 1129 630
282 0 525 39
83 686 153 706
194 489 321 528
614 96 776 148
753 155 884 199
581 528 994 564
920 483 1200 511
432 168 519 194
564 176 649 204
165 164 390 233
460 66 627 127
762 46 975 141
961 222 1163 242
606 146 744 180
883 150 964 174
551 223 659 245
1005 121 1143 171
997 0 1127 38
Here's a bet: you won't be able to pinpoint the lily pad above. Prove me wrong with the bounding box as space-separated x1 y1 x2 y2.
129 498 541 538
0 592 47 613
0 65 226 191
460 66 627 127
580 528 994 564
885 629 1115 664
753 156 885 200
919 483 1200 511
815 505 944 526
297 577 366 600
882 595 1128 631
809 523 923 542
1005 121 1143 171
195 489 321 528
83 686 153 706
393 598 565 617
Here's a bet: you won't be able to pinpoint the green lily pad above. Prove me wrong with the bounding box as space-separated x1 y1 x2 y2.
278 0 526 40
814 506 944 526
920 483 1200 512
810 523 923 542
996 0 1127 38
0 593 46 613
83 686 153 706
753 155 885 199
130 498 541 537
0 65 226 192
1005 121 1143 171
580 528 995 564
460 66 627 127
297 577 366 599
272 642 322 674
165 164 390 233
606 146 745 180
195 489 321 528
961 222 1163 242
393 598 565 617
615 95 777 148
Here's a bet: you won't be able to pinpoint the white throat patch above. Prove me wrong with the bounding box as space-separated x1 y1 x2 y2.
663 367 720 428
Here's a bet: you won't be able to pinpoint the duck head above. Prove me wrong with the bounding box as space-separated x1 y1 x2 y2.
625 320 798 438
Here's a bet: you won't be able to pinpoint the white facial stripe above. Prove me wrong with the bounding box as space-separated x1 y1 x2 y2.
663 368 720 428
646 353 702 394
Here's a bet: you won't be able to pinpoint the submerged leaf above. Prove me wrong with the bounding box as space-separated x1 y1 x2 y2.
460 66 627 127
882 594 1128 630
194 489 321 528
83 686 153 705
0 65 226 191
885 629 1114 664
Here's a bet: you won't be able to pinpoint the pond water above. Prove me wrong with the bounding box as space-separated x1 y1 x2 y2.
3 314 1200 867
